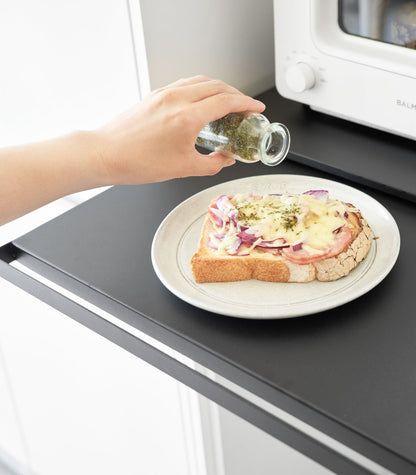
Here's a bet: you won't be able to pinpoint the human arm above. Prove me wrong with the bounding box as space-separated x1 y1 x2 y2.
0 76 265 225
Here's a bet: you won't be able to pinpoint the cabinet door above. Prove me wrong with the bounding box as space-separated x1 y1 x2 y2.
196 373 334 475
0 276 197 475
214 404 334 475
0 335 29 472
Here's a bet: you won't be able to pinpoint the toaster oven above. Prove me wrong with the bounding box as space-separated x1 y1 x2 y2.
274 0 416 140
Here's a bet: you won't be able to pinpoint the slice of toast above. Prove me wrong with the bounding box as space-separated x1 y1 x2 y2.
191 192 372 283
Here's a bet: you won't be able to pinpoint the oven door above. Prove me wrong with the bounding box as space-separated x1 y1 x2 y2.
311 0 416 79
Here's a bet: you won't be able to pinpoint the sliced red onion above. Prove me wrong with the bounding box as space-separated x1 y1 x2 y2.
302 190 329 202
228 209 238 224
215 233 226 239
207 238 218 250
256 237 289 249
257 242 290 249
232 251 250 257
261 237 287 244
292 242 303 251
216 195 232 213
237 230 259 245
333 224 345 234
226 237 242 255
209 206 225 227
335 210 349 219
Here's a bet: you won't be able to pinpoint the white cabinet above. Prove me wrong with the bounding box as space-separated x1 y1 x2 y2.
0 273 336 475
0 276 195 475
0 338 29 472
215 405 333 475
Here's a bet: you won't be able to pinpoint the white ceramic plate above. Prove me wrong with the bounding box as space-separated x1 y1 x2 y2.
151 175 400 319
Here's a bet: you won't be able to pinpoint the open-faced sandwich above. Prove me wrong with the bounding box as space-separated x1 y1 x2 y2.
191 190 372 283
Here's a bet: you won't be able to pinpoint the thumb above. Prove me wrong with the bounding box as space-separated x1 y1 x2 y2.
193 151 236 176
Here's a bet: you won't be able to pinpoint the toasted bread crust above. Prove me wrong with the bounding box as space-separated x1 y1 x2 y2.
191 202 372 283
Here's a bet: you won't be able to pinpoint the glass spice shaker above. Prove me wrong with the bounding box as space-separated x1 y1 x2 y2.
195 112 290 166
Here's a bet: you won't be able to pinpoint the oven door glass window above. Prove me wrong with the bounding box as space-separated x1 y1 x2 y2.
339 0 416 49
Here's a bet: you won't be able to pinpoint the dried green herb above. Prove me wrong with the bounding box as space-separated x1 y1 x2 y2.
281 215 298 231
196 112 260 162
196 112 290 166
280 204 300 231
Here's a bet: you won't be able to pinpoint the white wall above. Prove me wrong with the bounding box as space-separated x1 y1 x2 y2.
139 0 275 96
0 0 141 244
0 0 139 147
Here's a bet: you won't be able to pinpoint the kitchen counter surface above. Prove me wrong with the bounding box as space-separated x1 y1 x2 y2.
1 90 415 475
256 89 416 203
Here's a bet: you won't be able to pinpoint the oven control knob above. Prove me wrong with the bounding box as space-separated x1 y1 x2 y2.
285 62 316 93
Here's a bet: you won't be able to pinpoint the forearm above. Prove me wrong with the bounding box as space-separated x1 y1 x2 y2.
0 77 265 225
0 131 108 225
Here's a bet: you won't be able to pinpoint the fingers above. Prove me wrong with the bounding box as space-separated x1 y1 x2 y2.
152 75 211 95
153 77 243 105
167 75 211 88
151 76 265 130
191 92 266 128
154 76 257 107
181 79 245 104
186 151 236 177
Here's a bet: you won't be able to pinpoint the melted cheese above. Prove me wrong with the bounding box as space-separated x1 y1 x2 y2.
209 193 351 255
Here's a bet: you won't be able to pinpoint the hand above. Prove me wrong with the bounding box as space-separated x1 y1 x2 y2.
96 75 266 185
0 76 265 225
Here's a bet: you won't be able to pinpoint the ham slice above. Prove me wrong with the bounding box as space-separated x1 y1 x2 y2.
282 227 353 264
